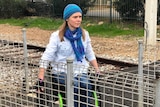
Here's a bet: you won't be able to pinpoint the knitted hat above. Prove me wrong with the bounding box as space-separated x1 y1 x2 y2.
63 4 82 20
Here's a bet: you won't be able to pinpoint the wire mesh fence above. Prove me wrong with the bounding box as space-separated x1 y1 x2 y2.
0 58 157 107
0 30 160 107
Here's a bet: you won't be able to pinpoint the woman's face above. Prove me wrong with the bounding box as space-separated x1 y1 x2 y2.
67 12 82 31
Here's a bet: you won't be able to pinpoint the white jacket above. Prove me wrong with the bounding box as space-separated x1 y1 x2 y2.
40 30 96 75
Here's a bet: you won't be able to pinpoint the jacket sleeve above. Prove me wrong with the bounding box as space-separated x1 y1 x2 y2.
39 31 59 68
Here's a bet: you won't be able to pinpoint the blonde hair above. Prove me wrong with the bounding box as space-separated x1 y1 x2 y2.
58 21 85 42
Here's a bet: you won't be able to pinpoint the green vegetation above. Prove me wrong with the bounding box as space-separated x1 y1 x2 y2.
0 17 144 37
84 22 143 37
114 0 144 21
0 17 62 30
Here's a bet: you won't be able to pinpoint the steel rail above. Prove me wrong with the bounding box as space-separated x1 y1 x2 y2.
0 39 137 68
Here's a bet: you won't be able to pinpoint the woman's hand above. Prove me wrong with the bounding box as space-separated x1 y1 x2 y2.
38 68 45 80
37 68 45 92
37 78 44 92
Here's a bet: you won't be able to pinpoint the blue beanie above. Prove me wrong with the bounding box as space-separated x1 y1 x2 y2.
63 4 82 20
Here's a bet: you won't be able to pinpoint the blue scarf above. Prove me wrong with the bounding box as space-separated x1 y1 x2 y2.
64 27 84 62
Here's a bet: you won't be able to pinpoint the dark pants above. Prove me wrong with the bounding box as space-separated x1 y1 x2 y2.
36 72 66 107
36 72 93 107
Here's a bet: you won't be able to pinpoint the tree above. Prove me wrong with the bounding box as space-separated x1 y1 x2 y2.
0 0 27 18
48 0 96 17
114 0 145 21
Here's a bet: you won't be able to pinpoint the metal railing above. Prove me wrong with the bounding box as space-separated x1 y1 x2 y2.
0 29 160 107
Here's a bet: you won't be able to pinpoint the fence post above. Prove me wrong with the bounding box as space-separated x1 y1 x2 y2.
109 0 112 23
138 40 144 107
154 78 160 107
0 97 1 107
22 28 29 93
66 58 74 107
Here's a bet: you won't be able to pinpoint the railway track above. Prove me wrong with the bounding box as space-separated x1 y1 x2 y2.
0 39 140 90
0 39 138 69
3 39 160 80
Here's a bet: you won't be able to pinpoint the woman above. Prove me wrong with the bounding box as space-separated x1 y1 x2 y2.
38 4 99 107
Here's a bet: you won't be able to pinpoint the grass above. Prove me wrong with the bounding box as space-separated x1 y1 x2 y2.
0 17 62 30
83 23 144 37
0 17 144 37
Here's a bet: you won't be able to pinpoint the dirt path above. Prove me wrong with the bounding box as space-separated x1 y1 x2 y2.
0 24 141 59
